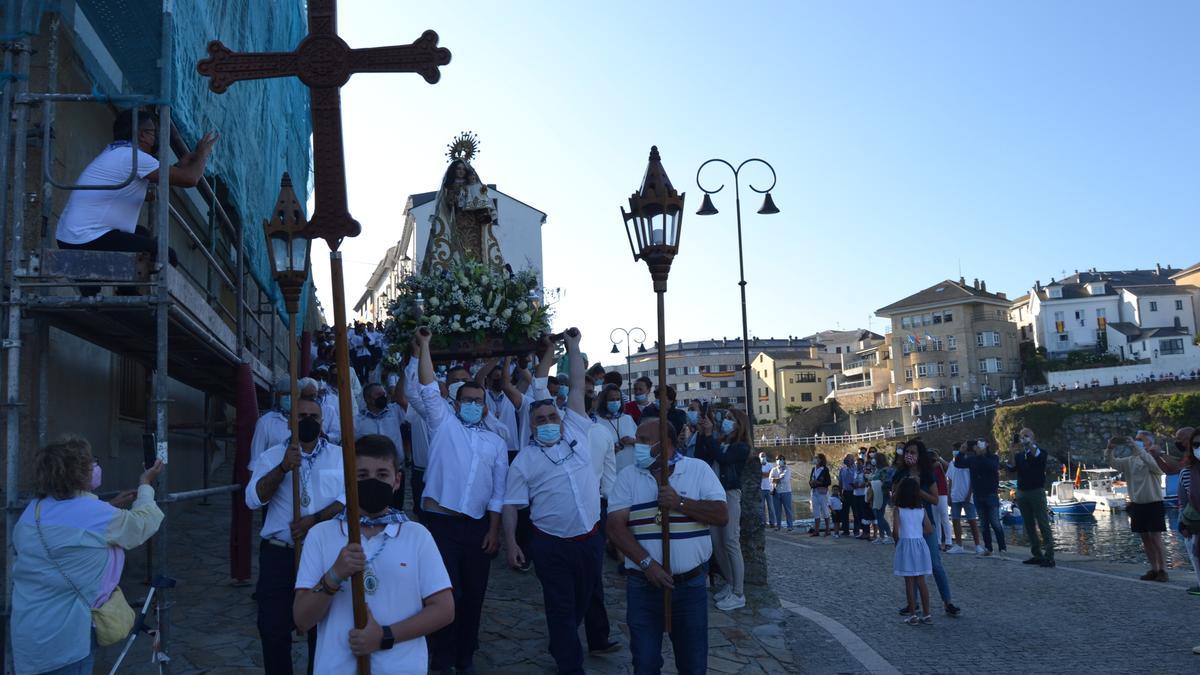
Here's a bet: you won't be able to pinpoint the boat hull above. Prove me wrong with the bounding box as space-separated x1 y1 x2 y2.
1049 501 1097 516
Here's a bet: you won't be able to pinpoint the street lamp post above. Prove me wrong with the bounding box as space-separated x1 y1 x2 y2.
609 327 647 401
621 145 684 631
262 172 311 571
695 158 778 434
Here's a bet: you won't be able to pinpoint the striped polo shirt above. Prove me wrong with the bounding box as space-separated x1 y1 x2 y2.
609 454 727 575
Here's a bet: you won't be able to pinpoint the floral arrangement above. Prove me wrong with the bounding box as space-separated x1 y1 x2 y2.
383 259 552 364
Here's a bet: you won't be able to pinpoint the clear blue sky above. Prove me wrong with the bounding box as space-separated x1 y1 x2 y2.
311 1 1200 366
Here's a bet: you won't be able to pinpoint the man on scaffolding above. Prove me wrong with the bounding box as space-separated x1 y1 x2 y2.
54 107 218 290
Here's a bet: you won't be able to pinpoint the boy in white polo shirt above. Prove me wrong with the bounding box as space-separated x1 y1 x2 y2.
294 434 453 673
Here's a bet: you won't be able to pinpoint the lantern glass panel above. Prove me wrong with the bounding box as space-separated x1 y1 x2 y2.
269 233 290 273
290 237 309 273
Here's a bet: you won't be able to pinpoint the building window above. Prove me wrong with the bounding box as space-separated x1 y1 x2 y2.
916 364 928 378
1176 300 1185 311
936 362 945 376
947 335 957 351
901 316 912 329
1150 301 1158 312
949 361 959 377
801 393 813 402
977 357 1001 373
1160 338 1185 355
904 368 913 382
902 342 912 354
943 311 953 323
668 367 677 375
976 331 1000 347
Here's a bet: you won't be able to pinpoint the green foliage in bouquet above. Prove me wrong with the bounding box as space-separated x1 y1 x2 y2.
383 260 552 367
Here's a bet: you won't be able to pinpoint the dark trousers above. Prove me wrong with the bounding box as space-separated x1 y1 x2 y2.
409 467 425 521
839 495 859 534
850 493 870 535
626 570 708 674
583 499 612 650
425 512 493 670
530 527 604 674
58 227 178 296
256 542 316 675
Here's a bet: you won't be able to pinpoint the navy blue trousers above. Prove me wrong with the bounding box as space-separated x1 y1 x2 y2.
530 526 604 674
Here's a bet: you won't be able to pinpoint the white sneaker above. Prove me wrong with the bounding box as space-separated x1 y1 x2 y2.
832 533 841 539
975 545 986 554
716 593 746 611
946 545 964 554
882 536 893 544
714 586 732 603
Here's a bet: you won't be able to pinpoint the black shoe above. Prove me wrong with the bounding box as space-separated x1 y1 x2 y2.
944 603 962 617
589 640 621 655
1039 559 1056 568
1022 557 1044 565
517 560 532 573
899 605 912 616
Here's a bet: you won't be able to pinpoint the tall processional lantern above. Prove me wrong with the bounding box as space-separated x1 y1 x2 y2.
620 145 684 630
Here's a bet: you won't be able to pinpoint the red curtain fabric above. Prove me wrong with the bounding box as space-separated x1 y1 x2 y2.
300 330 313 378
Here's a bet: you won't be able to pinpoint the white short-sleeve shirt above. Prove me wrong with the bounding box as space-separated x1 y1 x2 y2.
56 144 159 244
504 409 600 538
608 455 726 575
296 519 451 674
246 440 346 545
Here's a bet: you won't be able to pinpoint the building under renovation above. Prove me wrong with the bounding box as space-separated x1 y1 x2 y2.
0 1 315 669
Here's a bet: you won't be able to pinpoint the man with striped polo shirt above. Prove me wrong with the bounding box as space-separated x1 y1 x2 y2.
607 417 728 675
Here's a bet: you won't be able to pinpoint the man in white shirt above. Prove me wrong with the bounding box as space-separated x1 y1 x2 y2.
413 327 508 674
55 108 218 281
245 398 345 675
355 381 407 509
947 442 983 554
250 377 292 468
294 435 453 674
311 366 343 443
607 416 728 675
503 330 617 670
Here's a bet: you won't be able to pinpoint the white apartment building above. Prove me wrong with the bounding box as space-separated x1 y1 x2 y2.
1016 267 1184 358
355 186 546 323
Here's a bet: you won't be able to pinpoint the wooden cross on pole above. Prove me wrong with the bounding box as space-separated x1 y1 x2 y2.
198 4 450 674
197 0 451 247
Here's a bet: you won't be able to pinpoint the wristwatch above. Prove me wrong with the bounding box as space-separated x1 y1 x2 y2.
380 625 395 651
638 555 653 571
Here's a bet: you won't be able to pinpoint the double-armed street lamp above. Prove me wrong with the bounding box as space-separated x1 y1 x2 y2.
621 146 684 630
610 327 647 401
263 172 311 570
695 158 779 433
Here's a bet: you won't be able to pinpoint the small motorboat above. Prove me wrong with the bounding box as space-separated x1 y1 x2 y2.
1076 469 1127 511
1047 481 1097 516
1000 499 1023 524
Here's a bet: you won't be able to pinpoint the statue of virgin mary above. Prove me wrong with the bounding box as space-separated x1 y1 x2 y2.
422 133 504 272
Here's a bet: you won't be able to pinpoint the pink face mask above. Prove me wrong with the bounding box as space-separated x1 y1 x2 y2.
90 462 102 491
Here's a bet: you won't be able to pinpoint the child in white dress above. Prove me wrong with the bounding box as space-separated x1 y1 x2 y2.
892 477 933 625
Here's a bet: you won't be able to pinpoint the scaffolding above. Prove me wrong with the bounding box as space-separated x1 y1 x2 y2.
1 2 310 672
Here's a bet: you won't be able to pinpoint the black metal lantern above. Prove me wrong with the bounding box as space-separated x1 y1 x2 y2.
264 172 311 312
621 146 685 292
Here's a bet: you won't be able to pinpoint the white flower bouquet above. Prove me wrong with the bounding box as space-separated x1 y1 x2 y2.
383 260 552 361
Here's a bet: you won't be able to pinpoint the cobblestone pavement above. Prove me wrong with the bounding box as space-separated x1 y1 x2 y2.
765 528 1200 674
90 488 798 673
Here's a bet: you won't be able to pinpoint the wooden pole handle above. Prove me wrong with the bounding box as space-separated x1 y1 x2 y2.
329 252 371 675
655 289 672 633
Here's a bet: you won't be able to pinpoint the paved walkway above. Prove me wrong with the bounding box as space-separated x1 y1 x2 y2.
90 487 796 674
765 528 1200 674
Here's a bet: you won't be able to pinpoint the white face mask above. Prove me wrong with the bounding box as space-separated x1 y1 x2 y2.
1193 447 1200 462
447 381 465 401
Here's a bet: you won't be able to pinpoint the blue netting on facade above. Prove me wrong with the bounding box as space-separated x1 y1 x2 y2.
72 0 313 330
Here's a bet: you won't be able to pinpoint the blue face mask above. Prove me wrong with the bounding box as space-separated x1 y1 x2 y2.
557 386 569 400
635 393 648 404
1134 440 1145 451
721 419 735 435
606 400 622 415
279 395 291 414
458 402 484 425
686 410 700 425
536 423 562 445
634 442 656 469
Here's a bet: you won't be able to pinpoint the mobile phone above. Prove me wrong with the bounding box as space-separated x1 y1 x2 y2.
142 433 156 469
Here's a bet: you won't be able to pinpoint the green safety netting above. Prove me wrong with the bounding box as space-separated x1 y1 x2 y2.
70 0 314 331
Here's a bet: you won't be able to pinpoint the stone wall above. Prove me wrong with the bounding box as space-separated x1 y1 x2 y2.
1039 410 1147 465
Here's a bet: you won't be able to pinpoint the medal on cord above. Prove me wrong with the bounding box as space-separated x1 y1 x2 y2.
362 532 390 595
